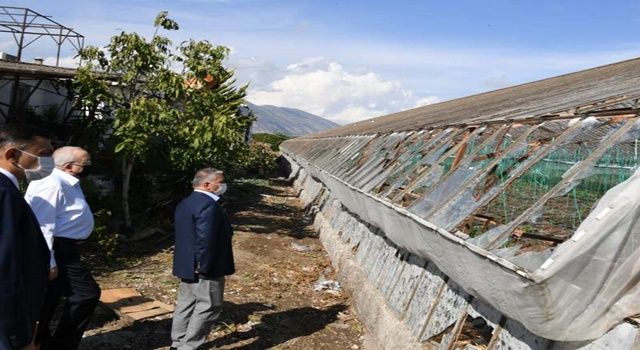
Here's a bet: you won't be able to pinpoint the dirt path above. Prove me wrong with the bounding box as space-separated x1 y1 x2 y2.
78 178 364 350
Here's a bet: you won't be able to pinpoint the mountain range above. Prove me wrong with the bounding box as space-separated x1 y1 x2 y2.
247 102 340 136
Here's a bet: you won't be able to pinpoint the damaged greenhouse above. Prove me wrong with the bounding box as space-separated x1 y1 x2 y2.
281 58 640 349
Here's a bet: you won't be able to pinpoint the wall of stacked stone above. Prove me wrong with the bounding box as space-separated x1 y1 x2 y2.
289 164 640 350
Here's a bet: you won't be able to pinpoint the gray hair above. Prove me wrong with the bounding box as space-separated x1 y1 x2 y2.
53 146 87 167
192 167 224 187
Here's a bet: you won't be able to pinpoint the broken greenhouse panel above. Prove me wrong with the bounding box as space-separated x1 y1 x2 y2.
282 58 640 342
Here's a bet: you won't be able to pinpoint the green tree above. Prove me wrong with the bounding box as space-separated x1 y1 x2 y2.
75 11 253 229
252 133 291 151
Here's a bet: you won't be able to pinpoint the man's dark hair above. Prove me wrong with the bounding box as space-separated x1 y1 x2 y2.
0 123 52 149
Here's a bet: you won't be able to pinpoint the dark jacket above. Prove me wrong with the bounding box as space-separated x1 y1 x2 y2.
0 173 50 350
173 191 234 280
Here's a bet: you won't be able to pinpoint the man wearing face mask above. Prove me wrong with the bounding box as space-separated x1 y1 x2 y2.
25 146 99 350
0 124 54 350
170 168 234 350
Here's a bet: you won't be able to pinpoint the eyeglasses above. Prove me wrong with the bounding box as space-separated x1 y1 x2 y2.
67 162 91 168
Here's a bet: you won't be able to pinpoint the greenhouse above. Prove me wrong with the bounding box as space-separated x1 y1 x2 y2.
282 57 640 347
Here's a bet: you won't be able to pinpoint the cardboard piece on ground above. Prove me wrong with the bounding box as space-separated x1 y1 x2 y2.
100 288 174 322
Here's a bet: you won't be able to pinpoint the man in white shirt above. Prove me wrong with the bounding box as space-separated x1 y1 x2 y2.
25 146 99 350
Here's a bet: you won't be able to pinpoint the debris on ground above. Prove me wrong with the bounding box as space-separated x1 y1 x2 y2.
313 278 343 294
99 288 174 322
290 242 313 252
79 178 364 350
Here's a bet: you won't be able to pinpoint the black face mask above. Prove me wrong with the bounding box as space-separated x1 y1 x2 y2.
78 166 92 178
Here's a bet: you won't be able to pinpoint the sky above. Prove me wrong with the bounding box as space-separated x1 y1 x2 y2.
6 0 640 125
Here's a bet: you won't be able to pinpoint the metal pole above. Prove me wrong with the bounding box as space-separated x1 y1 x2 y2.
8 8 28 121
56 26 62 66
15 8 27 60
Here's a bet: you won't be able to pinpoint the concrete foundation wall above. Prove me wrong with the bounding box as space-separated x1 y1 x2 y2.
290 165 640 350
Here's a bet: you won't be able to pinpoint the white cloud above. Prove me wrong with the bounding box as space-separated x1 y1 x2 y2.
217 27 640 102
227 55 283 90
286 57 327 72
247 58 439 125
330 105 388 124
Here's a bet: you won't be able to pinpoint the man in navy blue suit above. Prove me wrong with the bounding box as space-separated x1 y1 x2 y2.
0 124 54 350
170 168 234 350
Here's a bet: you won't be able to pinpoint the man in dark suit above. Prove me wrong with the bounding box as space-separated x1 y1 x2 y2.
170 168 234 350
0 124 54 350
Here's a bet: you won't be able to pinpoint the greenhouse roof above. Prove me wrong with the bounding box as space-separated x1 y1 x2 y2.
306 57 640 138
0 59 79 79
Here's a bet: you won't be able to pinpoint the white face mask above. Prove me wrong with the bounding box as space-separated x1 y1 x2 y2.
214 183 227 196
16 149 55 182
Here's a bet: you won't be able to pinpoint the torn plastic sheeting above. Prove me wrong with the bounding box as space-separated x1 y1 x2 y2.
310 138 357 168
399 133 429 161
418 129 458 161
285 153 545 335
408 169 477 217
409 165 481 218
483 118 639 250
343 141 384 183
343 136 392 177
348 139 402 188
397 166 445 203
513 250 553 272
284 117 640 340
421 130 460 166
330 138 376 175
312 138 355 168
370 141 430 195
361 166 395 193
531 165 640 340
283 151 640 342
492 246 553 272
426 119 606 233
363 133 423 183
411 125 541 228
411 154 521 228
322 147 357 174
350 132 415 172
399 133 476 198
485 202 553 249
409 129 500 214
